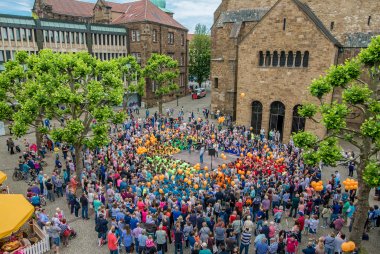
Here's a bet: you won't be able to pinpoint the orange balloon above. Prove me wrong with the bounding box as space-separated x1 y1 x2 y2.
152 180 156 184
205 173 209 178
194 184 199 189
222 164 226 169
204 166 208 171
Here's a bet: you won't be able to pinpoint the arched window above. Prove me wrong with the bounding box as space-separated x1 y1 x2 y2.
303 51 309 67
287 51 294 67
265 51 271 66
291 105 306 133
269 101 285 140
251 101 263 134
279 51 286 66
259 51 264 66
272 51 279 67
295 51 302 67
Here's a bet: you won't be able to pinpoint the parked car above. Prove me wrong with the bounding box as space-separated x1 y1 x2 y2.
192 88 206 99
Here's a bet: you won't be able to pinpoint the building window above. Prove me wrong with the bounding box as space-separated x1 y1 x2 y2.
287 51 294 67
179 73 185 87
272 51 279 67
269 101 285 140
55 31 60 43
9 28 14 41
5 50 11 61
368 16 371 26
167 52 175 59
60 31 65 43
303 51 309 67
152 29 157 42
20 28 26 41
251 101 263 135
44 30 48 42
15 28 21 41
181 33 185 46
0 51 4 64
180 53 185 66
168 32 174 44
27 29 33 41
2 28 8 40
214 78 218 88
330 21 334 31
131 30 140 42
291 105 306 133
131 52 142 64
279 51 286 66
283 18 286 31
50 30 54 43
70 32 74 44
265 51 271 66
295 51 302 67
259 51 264 66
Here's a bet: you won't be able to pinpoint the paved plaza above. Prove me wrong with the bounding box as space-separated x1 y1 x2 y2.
1 90 379 254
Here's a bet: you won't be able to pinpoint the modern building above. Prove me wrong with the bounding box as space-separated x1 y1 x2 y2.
33 0 189 107
211 0 380 141
0 14 128 71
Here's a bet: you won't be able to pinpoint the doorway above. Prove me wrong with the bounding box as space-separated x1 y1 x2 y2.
269 101 285 141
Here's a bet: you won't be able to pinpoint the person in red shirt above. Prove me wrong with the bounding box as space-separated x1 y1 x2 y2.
229 211 237 223
286 235 299 254
295 212 305 242
107 227 119 254
235 199 243 215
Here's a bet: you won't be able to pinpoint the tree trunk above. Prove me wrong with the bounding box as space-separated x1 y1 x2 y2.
74 144 83 177
158 97 163 115
35 117 43 150
349 163 371 247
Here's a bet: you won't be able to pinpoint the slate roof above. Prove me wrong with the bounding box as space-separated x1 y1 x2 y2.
293 0 342 47
345 32 379 47
45 0 94 17
215 9 269 28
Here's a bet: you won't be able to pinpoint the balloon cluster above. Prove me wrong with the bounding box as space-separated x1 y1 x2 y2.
343 178 358 190
341 241 356 252
137 146 148 154
311 180 324 192
220 153 227 160
218 116 225 124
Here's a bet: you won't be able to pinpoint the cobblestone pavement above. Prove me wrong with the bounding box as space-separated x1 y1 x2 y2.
1 91 379 254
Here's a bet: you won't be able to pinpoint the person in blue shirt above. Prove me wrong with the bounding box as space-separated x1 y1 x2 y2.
255 237 269 254
30 194 41 207
173 207 182 223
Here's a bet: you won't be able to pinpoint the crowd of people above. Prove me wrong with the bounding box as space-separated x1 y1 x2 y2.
12 111 380 254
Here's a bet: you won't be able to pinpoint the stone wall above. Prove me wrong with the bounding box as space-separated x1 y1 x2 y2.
302 0 380 44
236 0 338 142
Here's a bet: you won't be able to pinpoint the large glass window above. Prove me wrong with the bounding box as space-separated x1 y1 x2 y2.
15 28 21 41
251 101 263 135
291 105 306 133
2 27 8 40
9 28 14 41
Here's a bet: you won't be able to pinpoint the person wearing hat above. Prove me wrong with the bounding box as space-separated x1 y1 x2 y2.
199 242 212 254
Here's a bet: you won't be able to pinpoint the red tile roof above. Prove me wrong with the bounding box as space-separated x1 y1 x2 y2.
112 0 187 30
45 0 94 17
43 0 187 30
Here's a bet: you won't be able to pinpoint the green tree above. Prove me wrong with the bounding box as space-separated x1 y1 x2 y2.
144 53 179 114
189 24 211 86
114 56 145 111
292 36 380 247
0 50 59 148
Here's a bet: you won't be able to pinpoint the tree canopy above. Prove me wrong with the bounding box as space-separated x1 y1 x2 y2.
292 36 380 246
189 24 211 86
144 53 179 114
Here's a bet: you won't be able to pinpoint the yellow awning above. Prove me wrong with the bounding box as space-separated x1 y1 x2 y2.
0 194 34 239
0 171 7 184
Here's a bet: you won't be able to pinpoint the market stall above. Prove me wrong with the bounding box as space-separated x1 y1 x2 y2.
0 171 7 184
0 194 49 254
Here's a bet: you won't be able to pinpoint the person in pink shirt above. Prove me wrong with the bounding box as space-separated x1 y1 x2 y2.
141 208 148 223
137 197 145 211
268 221 276 239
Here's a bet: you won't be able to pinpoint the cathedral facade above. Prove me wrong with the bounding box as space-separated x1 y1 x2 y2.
211 0 379 141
